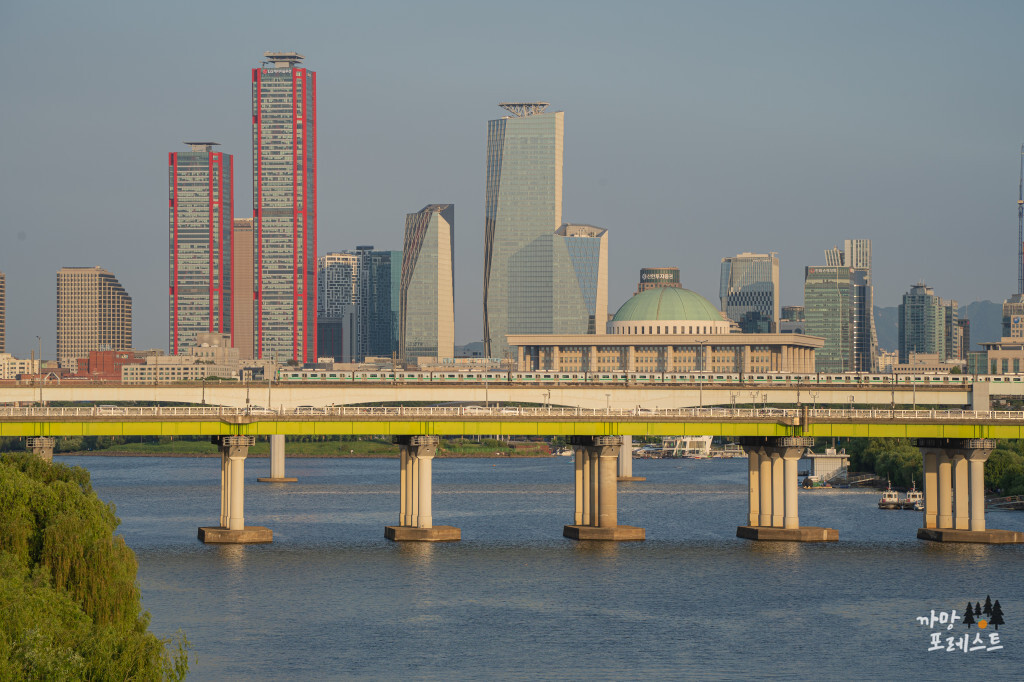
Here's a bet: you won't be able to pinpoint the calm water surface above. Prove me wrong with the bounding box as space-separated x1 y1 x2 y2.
60 455 1024 680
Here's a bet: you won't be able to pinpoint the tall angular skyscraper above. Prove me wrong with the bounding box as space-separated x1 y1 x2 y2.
719 252 780 333
483 102 592 359
168 142 233 354
556 224 608 334
401 205 455 362
231 217 254 359
253 51 317 363
0 270 5 353
56 267 132 367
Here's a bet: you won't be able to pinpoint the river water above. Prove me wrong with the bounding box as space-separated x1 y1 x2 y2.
59 455 1024 680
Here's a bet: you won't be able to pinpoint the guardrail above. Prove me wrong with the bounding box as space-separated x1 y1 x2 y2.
1 406 1023 421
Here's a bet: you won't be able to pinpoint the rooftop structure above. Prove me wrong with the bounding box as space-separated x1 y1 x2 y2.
498 102 549 117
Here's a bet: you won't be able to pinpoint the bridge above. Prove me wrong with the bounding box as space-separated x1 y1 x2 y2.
0 377 1013 411
3 404 1022 547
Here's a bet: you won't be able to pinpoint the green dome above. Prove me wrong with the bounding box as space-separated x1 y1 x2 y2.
612 287 721 322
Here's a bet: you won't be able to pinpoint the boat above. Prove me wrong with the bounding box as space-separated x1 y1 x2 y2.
901 480 924 510
878 481 901 510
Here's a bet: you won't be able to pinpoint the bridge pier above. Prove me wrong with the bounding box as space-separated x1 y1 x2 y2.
385 436 460 541
198 436 272 544
564 436 645 540
617 435 645 481
736 437 837 542
26 437 55 462
257 434 298 483
917 439 1023 543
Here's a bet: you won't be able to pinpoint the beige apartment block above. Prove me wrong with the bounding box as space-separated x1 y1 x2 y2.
56 267 132 367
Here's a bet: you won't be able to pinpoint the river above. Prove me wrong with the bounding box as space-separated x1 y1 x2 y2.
60 455 1024 680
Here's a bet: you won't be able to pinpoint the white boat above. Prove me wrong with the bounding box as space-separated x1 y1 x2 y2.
878 481 901 510
902 480 924 510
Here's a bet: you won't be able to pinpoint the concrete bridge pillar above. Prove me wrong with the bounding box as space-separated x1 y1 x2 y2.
617 435 645 482
386 436 459 541
26 437 55 462
199 436 271 544
917 439 1022 543
564 436 644 540
258 434 298 483
736 437 837 542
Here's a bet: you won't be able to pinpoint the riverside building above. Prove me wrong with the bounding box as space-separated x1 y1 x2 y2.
636 267 682 294
483 102 599 360
253 52 317 363
400 205 455 363
168 142 233 354
56 267 132 368
509 287 822 372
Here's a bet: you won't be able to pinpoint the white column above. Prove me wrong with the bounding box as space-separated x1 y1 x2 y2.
597 448 618 528
589 449 600 526
747 448 760 526
618 435 633 478
758 453 772 526
783 451 799 529
417 451 433 529
953 454 969 530
771 453 784 527
399 445 410 526
923 451 938 529
937 453 953 529
574 443 585 525
220 449 230 528
969 454 987 532
270 434 285 479
228 446 246 531
408 452 419 527
581 446 592 526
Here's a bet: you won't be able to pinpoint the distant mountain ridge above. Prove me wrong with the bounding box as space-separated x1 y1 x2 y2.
873 300 1002 353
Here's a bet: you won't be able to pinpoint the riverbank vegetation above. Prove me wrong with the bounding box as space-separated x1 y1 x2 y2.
0 453 189 679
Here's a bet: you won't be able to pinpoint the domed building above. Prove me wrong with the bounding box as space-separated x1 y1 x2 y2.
508 286 823 373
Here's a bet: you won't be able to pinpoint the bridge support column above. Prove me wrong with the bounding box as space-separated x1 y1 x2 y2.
737 437 837 542
386 436 459 541
199 436 272 544
617 435 645 481
25 437 55 462
917 439 1022 543
565 436 645 541
258 434 298 483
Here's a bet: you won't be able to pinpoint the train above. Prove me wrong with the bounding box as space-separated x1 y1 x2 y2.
275 369 1018 386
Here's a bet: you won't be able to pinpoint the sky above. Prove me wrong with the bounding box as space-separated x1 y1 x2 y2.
2 0 1023 359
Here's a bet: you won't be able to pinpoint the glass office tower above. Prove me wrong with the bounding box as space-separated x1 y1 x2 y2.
556 224 608 334
719 252 780 333
401 205 455 362
483 102 589 359
253 52 317 363
168 143 233 354
804 266 871 372
317 252 359 362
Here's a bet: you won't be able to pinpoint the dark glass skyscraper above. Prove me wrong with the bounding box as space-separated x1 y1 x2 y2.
168 143 233 354
253 52 317 363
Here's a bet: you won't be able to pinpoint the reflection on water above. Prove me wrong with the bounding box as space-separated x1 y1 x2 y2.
63 455 1024 680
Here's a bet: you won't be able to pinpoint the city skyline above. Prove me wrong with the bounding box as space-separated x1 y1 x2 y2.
3 2 1024 359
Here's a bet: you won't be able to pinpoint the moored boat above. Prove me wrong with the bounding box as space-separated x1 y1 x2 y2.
878 481 901 510
901 480 924 510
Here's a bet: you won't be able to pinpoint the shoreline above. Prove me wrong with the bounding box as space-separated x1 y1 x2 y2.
50 451 553 459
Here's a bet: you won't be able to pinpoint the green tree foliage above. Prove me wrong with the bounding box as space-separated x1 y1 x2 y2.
866 439 922 489
985 443 1024 495
0 453 189 679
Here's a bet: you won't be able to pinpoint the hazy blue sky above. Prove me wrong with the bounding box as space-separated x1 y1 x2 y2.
2 0 1023 358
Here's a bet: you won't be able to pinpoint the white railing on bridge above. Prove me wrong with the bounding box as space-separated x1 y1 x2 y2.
2 406 1024 421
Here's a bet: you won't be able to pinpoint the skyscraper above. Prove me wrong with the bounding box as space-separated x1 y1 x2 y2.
317 252 359 361
898 283 948 362
819 239 878 370
556 224 608 334
232 217 254 359
253 51 317 363
168 142 233 355
357 246 400 360
56 267 132 367
803 266 870 372
401 205 455 362
483 102 592 359
719 252 780 333
0 270 5 354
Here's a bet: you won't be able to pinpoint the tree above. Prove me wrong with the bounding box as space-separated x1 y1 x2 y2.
983 595 993 617
962 602 975 628
990 600 1004 630
869 439 923 489
975 602 982 618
